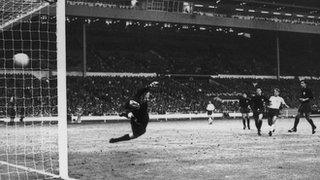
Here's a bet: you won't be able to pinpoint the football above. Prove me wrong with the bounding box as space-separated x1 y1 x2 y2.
13 53 30 67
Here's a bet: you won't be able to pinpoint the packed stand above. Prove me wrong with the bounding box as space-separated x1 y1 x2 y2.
67 76 320 116
0 74 57 118
3 75 320 117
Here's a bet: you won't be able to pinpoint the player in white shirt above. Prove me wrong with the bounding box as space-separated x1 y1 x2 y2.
267 88 289 136
206 101 215 124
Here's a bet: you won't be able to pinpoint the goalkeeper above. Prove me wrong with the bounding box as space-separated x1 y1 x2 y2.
109 81 159 143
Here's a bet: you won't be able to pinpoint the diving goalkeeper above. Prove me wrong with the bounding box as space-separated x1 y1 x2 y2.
109 81 159 143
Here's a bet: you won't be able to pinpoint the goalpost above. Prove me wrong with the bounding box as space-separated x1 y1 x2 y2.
0 0 69 179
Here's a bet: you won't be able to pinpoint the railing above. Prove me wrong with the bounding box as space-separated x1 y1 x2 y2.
70 109 303 123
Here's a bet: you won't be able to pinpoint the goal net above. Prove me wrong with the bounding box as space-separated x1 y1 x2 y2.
0 0 68 179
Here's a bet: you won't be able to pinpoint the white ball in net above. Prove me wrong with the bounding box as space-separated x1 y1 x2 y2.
13 53 30 67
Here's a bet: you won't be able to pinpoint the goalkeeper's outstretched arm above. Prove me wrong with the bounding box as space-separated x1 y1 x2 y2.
133 81 159 100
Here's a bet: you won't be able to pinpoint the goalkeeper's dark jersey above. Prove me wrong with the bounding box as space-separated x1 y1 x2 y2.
131 87 150 128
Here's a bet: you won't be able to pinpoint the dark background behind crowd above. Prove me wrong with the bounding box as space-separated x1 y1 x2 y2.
1 15 320 117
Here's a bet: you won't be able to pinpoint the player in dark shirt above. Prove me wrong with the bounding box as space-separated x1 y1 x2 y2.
288 80 316 134
109 81 159 143
250 88 269 136
239 92 251 130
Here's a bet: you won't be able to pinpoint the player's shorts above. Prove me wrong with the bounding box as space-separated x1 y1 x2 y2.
298 103 312 114
130 118 147 137
207 111 213 115
240 108 250 114
253 109 264 118
268 108 280 118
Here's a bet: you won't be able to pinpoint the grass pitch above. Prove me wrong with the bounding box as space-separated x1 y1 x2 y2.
68 118 320 179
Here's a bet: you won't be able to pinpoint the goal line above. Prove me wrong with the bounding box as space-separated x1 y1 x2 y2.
0 160 77 180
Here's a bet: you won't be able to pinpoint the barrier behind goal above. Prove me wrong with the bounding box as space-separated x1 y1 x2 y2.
70 109 299 123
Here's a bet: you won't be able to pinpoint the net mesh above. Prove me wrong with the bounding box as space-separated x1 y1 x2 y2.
0 0 59 179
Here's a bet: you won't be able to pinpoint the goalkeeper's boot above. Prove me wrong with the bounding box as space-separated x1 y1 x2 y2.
312 126 316 134
109 138 116 143
288 128 297 133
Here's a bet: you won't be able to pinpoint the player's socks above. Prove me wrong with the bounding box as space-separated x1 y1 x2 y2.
257 120 263 136
208 118 213 125
289 117 298 132
257 130 261 136
242 119 246 129
270 124 275 132
268 126 272 136
258 120 263 130
247 118 250 130
312 126 316 134
109 134 131 143
291 117 300 131
268 125 273 136
254 118 260 130
308 120 316 134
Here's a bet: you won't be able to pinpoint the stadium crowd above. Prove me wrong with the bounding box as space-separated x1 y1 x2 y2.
0 74 57 117
67 76 209 115
62 16 320 116
66 76 320 116
2 74 320 117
